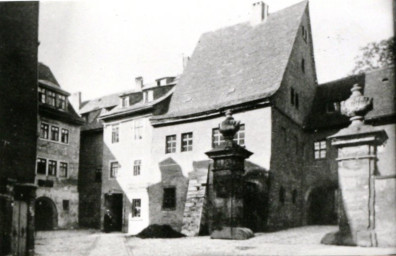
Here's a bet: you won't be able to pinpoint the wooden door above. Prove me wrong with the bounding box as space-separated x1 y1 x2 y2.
11 200 28 256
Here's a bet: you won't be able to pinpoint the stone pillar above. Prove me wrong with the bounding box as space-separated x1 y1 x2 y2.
206 110 254 240
328 84 388 247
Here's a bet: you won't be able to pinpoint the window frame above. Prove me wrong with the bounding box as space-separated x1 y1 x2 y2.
134 120 143 140
109 161 119 179
48 160 57 176
36 158 47 175
50 126 59 141
314 140 327 160
59 162 68 178
181 132 193 152
40 123 49 139
233 124 245 146
47 90 56 106
111 125 119 143
131 199 141 218
162 187 176 210
38 87 46 103
133 160 141 176
56 94 66 110
61 128 69 144
165 135 177 153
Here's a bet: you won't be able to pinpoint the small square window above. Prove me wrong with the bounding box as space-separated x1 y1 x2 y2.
51 126 59 141
62 200 69 211
133 160 141 176
132 199 141 218
165 135 177 153
314 140 327 160
112 125 119 143
48 160 57 176
40 123 49 139
36 158 47 175
181 132 193 152
162 187 176 210
61 129 69 143
110 161 119 178
59 162 68 177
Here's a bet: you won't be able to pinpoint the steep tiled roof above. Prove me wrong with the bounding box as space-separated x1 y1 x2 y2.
155 1 308 119
38 62 59 87
38 62 84 124
307 66 395 129
79 92 120 114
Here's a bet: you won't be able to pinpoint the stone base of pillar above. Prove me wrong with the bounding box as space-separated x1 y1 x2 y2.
210 227 254 240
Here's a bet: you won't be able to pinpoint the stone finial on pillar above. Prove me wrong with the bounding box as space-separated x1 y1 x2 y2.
326 83 392 247
206 110 253 240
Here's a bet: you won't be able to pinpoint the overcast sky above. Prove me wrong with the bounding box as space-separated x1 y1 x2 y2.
38 0 394 101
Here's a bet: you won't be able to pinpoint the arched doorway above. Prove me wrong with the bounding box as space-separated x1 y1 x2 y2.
35 197 58 230
307 186 338 225
243 180 268 232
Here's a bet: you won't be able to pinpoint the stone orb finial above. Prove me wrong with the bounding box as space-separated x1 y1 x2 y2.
219 110 240 140
341 84 373 124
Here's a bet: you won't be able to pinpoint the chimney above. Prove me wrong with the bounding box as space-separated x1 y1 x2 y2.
250 2 269 26
69 92 81 115
135 76 143 90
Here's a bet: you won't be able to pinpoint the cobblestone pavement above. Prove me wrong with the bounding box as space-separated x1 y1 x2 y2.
35 226 396 256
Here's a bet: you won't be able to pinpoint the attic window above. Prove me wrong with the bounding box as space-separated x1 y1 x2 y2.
122 96 129 107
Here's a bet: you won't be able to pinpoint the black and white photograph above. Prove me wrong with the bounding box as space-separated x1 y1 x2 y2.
0 0 395 255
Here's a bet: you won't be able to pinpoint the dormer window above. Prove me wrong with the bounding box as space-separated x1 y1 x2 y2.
122 96 129 107
39 87 46 103
144 90 154 102
38 86 68 110
57 95 66 110
47 91 56 106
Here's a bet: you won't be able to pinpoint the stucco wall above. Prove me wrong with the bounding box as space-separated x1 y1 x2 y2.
150 107 272 231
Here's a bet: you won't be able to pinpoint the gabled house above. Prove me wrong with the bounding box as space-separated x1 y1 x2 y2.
35 63 84 230
98 76 177 234
150 0 319 231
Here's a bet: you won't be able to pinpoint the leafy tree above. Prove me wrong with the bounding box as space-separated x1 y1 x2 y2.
351 37 394 74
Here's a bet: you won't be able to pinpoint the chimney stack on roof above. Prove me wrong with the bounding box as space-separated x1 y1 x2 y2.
250 2 269 26
135 76 144 90
69 92 81 115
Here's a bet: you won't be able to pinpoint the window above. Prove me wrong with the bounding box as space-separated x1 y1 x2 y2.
47 91 56 106
51 126 59 141
110 161 119 178
62 200 69 211
212 128 225 148
112 125 119 143
61 129 69 143
165 135 177 153
290 88 295 105
147 90 154 102
48 160 57 176
95 167 102 182
292 189 298 204
133 160 141 176
59 162 68 177
181 132 193 152
122 96 129 107
162 187 176 210
326 102 341 113
302 26 308 42
301 58 305 73
37 158 47 175
57 94 66 110
40 123 49 139
290 88 299 110
134 120 143 140
38 87 46 103
279 187 285 205
314 140 327 159
233 124 245 146
132 199 141 218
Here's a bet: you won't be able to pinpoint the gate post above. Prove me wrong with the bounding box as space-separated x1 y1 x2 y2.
12 183 36 256
328 84 394 247
206 110 253 240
